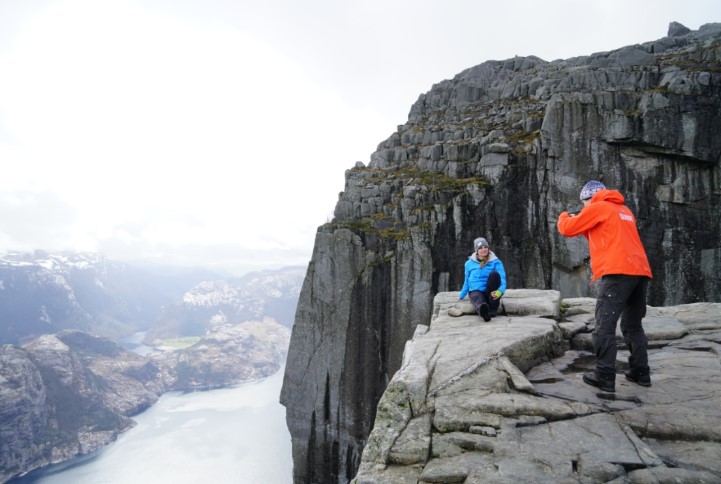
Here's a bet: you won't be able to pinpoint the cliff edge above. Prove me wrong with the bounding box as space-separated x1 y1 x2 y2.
281 22 721 483
354 291 721 483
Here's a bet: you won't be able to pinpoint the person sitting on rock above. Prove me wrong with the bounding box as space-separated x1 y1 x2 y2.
458 237 507 321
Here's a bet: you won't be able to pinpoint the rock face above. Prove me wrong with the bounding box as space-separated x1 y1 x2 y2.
0 332 147 483
281 23 721 483
353 292 721 483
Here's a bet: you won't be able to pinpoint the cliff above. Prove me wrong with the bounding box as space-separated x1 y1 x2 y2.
354 292 721 482
280 22 721 483
0 332 153 483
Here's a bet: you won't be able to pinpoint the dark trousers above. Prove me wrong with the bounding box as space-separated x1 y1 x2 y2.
469 270 502 315
593 275 650 378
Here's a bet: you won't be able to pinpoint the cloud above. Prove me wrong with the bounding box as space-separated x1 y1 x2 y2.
0 0 390 268
0 191 78 249
0 0 717 274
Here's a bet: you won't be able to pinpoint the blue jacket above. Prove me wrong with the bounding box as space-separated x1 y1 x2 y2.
459 251 507 299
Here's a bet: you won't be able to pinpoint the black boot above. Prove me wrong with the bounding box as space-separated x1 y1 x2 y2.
625 368 651 387
478 303 491 322
583 371 615 393
489 299 500 318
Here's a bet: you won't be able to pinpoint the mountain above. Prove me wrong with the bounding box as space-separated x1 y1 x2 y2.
0 251 222 345
0 331 160 483
0 321 290 483
143 266 305 345
0 252 302 481
152 317 291 390
280 22 721 483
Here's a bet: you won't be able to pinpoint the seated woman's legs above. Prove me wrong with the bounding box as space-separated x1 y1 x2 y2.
468 291 488 316
484 271 502 316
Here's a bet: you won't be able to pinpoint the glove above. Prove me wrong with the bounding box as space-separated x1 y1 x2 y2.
491 290 502 300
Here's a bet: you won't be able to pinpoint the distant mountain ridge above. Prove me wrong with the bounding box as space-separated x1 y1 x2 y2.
0 250 221 345
0 251 306 347
144 266 305 344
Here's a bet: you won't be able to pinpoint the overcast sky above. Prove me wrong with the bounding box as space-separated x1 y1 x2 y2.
0 0 717 275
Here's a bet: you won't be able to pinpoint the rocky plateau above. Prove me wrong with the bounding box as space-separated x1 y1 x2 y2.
354 290 721 483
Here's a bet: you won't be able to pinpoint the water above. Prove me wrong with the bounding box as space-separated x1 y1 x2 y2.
118 331 154 356
14 367 293 483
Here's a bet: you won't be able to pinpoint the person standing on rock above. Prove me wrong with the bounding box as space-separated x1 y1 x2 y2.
458 237 507 322
557 180 653 393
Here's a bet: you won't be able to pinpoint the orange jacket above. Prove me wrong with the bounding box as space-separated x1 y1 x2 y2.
557 189 652 281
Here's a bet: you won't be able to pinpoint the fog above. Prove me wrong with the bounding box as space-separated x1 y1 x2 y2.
0 0 716 275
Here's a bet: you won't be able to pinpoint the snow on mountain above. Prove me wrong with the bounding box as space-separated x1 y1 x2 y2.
0 250 223 345
182 280 249 307
0 251 104 272
182 267 305 311
144 266 306 344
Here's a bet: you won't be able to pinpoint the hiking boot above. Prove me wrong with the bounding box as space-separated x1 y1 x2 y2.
625 370 651 387
583 371 615 393
478 303 491 322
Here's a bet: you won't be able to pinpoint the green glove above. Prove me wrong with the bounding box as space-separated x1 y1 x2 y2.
491 290 502 300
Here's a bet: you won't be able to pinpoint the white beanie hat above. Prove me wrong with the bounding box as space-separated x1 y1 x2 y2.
474 237 489 251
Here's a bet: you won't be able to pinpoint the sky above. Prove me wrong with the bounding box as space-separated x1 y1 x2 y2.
0 0 717 276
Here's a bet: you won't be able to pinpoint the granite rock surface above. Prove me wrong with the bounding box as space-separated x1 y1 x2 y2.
353 290 721 483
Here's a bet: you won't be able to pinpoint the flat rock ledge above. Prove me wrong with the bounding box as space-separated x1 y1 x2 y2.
353 289 721 483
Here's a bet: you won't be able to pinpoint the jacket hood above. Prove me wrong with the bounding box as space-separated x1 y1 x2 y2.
592 189 625 205
470 251 498 262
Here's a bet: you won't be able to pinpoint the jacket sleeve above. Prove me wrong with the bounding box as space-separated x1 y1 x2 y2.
459 262 470 299
496 260 507 293
557 205 604 237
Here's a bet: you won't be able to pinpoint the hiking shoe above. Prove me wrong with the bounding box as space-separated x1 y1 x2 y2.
583 371 615 393
478 303 491 322
625 370 651 387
